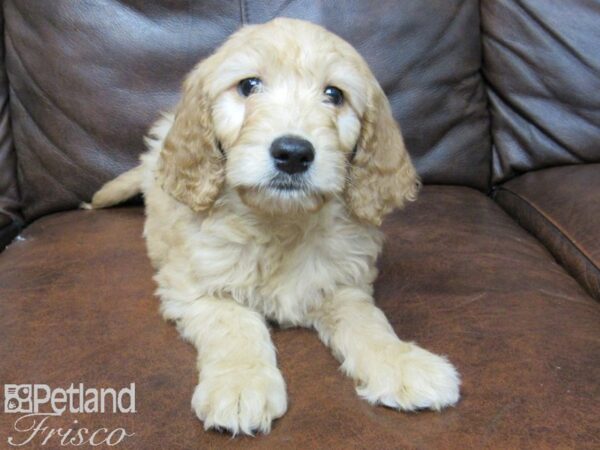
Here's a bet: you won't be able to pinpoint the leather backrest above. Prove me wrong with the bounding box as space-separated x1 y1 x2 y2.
482 0 600 183
0 5 21 224
5 0 490 221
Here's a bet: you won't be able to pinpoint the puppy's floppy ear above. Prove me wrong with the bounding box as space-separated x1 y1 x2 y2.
156 58 224 211
345 81 420 226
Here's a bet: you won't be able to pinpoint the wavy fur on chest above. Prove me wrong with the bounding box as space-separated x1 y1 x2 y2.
140 117 381 324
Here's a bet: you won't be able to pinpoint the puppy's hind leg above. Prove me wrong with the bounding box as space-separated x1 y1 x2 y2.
81 165 144 210
310 287 460 411
161 295 287 436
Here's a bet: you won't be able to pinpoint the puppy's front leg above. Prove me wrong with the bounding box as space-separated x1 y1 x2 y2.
173 297 286 435
311 287 460 411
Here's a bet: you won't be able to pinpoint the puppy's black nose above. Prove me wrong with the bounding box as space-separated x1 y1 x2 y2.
270 136 315 174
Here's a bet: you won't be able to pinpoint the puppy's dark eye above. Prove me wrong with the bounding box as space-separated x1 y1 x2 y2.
238 77 262 97
324 86 344 106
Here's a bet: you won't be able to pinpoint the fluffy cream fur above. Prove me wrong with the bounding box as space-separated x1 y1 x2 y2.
87 18 460 435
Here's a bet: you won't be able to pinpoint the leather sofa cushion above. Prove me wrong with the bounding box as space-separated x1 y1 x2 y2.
1 186 598 448
482 0 600 183
4 0 241 222
5 0 490 222
496 164 600 300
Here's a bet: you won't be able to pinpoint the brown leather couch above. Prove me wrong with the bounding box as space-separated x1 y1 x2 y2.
1 1 598 448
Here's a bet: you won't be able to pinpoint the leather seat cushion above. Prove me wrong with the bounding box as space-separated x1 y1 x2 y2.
1 186 598 448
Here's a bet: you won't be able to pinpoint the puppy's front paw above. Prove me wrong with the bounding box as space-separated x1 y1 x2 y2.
354 343 460 411
192 364 287 435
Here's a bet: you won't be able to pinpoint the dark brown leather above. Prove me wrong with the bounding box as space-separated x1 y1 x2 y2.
0 3 22 242
482 0 600 184
245 0 491 191
495 164 600 300
4 0 241 222
1 187 598 449
0 218 20 251
5 0 490 222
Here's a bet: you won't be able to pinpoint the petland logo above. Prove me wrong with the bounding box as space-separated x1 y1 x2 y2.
3 383 136 447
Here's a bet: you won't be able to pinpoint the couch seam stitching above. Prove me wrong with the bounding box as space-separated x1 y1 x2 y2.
240 0 249 24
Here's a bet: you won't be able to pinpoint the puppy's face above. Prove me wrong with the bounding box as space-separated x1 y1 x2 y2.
158 18 419 225
208 22 366 213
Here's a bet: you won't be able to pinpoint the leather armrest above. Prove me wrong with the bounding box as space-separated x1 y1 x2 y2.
495 164 600 300
0 213 21 251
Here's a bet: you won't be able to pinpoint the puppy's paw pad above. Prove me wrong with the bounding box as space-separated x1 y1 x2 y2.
191 365 287 435
356 344 460 411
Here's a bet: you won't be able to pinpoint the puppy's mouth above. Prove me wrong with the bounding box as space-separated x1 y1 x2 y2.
237 174 327 215
267 174 310 193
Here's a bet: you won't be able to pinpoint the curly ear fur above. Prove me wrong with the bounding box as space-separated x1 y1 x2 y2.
345 82 420 226
156 59 224 212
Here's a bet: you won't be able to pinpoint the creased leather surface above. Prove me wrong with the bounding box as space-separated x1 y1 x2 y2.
495 164 600 300
244 0 491 191
4 0 241 221
0 3 22 227
482 0 600 184
1 187 598 449
6 0 490 222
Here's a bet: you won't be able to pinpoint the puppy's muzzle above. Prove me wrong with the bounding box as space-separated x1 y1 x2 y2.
270 135 315 175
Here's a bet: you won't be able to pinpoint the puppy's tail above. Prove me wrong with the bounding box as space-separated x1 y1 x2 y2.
81 164 144 210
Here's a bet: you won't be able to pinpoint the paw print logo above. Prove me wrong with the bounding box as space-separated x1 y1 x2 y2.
4 385 33 413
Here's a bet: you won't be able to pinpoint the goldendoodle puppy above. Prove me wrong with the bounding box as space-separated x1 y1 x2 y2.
87 18 460 435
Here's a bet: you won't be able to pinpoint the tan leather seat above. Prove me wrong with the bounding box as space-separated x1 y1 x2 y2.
2 187 598 448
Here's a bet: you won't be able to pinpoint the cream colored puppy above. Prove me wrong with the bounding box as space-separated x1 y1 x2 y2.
87 18 460 435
